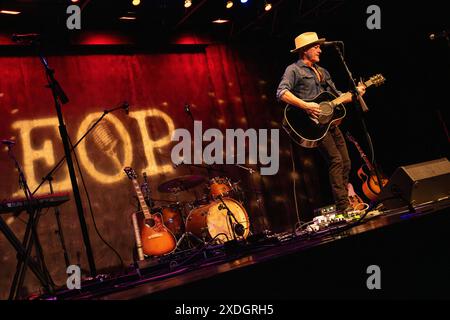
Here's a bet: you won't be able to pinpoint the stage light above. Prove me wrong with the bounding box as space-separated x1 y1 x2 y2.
184 0 192 8
226 1 234 9
132 0 140 6
241 0 248 3
212 19 230 24
0 10 21 15
71 0 80 3
264 1 272 11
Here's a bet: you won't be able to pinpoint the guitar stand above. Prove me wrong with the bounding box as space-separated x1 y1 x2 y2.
176 231 205 250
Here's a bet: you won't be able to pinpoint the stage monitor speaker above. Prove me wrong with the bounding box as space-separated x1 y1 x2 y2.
379 158 450 209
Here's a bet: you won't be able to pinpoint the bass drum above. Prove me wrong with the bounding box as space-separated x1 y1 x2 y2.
185 198 250 243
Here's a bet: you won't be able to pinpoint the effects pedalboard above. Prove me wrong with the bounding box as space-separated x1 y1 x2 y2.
304 205 381 233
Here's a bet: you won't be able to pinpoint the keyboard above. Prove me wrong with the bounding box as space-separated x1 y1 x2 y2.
0 192 70 214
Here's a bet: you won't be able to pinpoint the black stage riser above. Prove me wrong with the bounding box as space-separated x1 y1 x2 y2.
144 207 450 300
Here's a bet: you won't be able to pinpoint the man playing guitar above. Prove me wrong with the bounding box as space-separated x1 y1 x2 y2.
276 32 366 213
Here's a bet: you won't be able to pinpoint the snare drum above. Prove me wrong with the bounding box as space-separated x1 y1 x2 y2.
185 197 250 242
209 177 234 199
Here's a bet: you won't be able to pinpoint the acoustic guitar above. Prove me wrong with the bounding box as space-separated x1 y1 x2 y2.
124 167 176 256
345 132 388 201
282 74 385 148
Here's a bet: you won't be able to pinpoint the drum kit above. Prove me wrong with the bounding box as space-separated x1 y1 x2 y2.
147 172 251 252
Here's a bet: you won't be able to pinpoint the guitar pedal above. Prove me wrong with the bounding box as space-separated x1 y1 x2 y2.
314 204 336 216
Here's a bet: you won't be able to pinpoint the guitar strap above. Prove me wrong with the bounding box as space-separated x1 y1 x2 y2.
295 62 341 98
324 78 341 97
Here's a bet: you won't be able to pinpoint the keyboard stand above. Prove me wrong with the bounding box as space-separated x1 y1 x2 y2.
0 211 54 299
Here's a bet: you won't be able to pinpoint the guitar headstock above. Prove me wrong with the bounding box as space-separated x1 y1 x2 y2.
365 74 385 87
124 167 137 180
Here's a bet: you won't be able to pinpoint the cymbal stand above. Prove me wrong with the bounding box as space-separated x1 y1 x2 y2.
233 164 255 174
175 197 205 251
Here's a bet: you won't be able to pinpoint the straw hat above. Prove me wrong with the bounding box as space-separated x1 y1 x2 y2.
290 32 325 53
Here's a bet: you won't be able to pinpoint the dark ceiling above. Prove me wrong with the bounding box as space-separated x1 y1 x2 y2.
0 0 349 41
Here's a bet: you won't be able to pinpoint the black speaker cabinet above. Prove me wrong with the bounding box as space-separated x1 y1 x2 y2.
379 158 450 209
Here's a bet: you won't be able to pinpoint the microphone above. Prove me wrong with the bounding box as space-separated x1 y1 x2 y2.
184 103 194 122
234 223 245 237
1 139 16 146
429 30 449 40
11 33 41 43
122 101 129 115
322 41 344 47
184 103 191 115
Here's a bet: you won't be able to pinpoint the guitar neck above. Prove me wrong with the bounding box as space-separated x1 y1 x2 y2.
131 179 151 218
331 79 374 106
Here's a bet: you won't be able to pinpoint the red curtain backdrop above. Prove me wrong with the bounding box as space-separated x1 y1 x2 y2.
0 45 328 298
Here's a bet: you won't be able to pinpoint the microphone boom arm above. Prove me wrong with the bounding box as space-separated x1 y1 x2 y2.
32 102 129 195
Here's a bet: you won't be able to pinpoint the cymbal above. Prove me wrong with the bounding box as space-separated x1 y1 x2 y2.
174 162 227 173
158 175 206 193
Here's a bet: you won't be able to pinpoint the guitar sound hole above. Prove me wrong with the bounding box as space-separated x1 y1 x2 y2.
145 218 155 228
318 102 334 124
320 102 333 116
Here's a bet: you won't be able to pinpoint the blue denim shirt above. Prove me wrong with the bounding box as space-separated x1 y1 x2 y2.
276 60 342 101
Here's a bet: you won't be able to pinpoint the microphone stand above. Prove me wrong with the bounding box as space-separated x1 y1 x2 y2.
333 44 385 197
32 41 97 277
28 103 127 281
217 196 245 241
184 103 195 124
47 176 71 269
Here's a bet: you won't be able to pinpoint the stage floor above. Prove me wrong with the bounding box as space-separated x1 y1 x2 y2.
38 198 450 300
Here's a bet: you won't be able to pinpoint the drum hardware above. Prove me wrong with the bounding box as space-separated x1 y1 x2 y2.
233 164 255 174
175 231 205 249
217 196 245 240
185 197 250 243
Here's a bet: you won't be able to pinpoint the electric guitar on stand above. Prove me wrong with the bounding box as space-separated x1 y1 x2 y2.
283 74 385 148
345 132 389 201
124 167 176 257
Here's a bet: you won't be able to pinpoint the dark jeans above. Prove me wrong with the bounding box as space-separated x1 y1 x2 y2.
317 126 351 210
